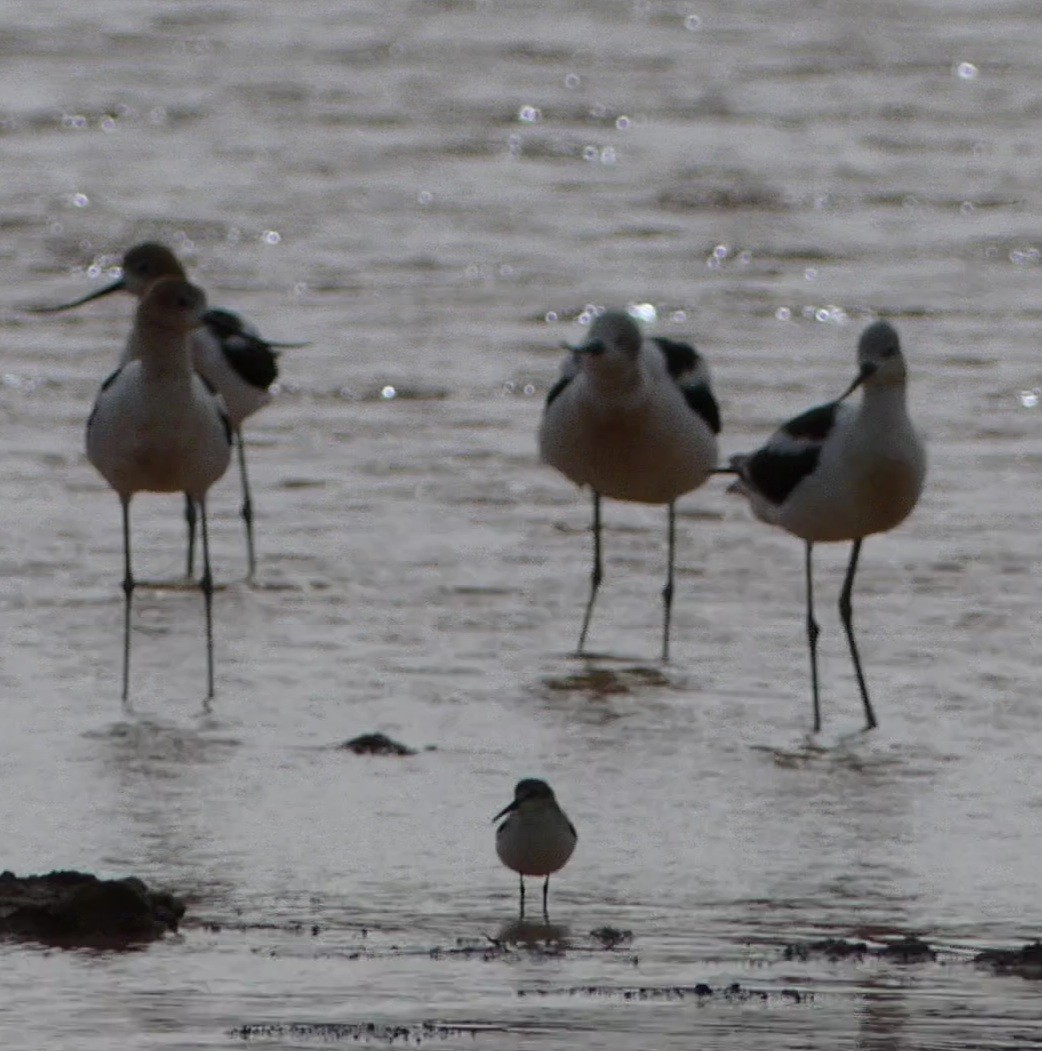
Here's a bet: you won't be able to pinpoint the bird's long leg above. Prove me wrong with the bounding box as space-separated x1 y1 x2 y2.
661 501 676 662
518 874 526 921
805 541 821 733
576 492 603 655
120 496 135 709
542 877 550 923
839 538 877 730
198 496 217 705
235 429 257 581
184 492 196 579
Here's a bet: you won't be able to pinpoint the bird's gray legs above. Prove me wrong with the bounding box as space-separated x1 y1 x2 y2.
120 497 134 708
518 874 525 920
184 492 196 578
236 429 257 581
661 502 676 662
839 538 876 730
542 877 550 923
577 492 602 655
805 542 821 733
198 496 216 703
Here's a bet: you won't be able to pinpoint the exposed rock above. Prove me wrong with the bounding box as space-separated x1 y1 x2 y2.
0 870 185 947
975 941 1042 979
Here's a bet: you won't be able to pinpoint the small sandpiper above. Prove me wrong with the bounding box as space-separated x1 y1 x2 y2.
494 779 577 922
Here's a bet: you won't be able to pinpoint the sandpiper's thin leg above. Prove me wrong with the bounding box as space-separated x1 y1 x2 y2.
198 496 216 703
805 542 821 733
542 877 550 923
518 874 526 921
120 496 135 708
577 492 603 655
839 538 876 730
661 501 676 662
184 492 196 578
236 429 257 580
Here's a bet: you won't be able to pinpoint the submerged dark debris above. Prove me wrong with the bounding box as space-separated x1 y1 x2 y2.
0 869 184 948
519 982 809 1004
232 1020 503 1043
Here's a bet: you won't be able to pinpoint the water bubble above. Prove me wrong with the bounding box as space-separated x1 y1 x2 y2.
564 73 581 89
600 146 617 165
262 230 281 245
417 190 433 205
955 61 978 80
737 250 752 266
99 116 117 132
684 14 702 30
518 105 541 124
545 310 559 323
498 263 514 277
775 307 792 321
615 116 631 130
671 310 688 323
523 383 536 396
628 303 657 323
70 193 89 208
712 244 729 260
61 113 87 129
1018 389 1039 409
804 267 818 281
381 385 397 400
582 145 599 162
960 201 975 216
706 255 722 270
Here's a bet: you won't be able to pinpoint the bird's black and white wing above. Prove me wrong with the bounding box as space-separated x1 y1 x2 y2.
202 309 280 391
732 400 847 506
545 350 581 408
651 337 721 435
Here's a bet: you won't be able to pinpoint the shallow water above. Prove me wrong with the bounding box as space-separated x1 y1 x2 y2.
2 0 1042 1047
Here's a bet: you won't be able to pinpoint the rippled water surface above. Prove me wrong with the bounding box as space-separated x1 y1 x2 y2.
3 1 1042 1047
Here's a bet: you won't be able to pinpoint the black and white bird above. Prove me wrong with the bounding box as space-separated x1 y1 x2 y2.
728 320 926 732
539 310 721 660
493 779 577 923
38 241 304 579
85 277 233 704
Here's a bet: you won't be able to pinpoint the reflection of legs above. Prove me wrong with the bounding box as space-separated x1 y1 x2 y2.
518 875 525 921
805 542 821 732
237 430 257 580
839 539 876 730
184 493 196 578
542 877 550 923
120 497 135 707
199 497 216 701
661 502 676 662
577 492 602 654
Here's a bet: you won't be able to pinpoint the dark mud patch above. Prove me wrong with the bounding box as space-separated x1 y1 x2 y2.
541 665 673 699
0 870 184 948
339 732 422 756
783 935 936 963
520 982 810 1004
232 1021 506 1043
974 941 1042 979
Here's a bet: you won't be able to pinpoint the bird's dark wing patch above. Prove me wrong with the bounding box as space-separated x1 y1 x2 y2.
86 366 124 433
781 401 840 442
568 820 578 840
202 309 279 389
682 383 721 434
744 446 821 505
651 336 699 379
545 372 574 407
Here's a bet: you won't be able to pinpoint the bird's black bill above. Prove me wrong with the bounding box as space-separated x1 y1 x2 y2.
837 360 878 401
492 799 519 823
28 277 127 313
562 338 606 356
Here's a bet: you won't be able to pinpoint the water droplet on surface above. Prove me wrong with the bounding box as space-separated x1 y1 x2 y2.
262 230 281 245
712 244 729 260
544 311 559 323
70 193 89 208
61 113 87 129
775 307 792 321
518 105 541 124
955 61 978 80
582 145 599 162
684 14 702 30
381 385 397 400
523 383 535 396
1018 389 1039 409
615 116 631 130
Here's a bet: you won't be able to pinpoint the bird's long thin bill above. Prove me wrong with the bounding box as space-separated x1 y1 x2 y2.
27 278 126 313
492 801 518 822
266 340 311 349
837 363 875 400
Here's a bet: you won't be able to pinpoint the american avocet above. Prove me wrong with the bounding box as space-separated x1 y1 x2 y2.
493 779 577 922
539 310 721 660
727 320 926 732
86 277 233 704
38 242 304 579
